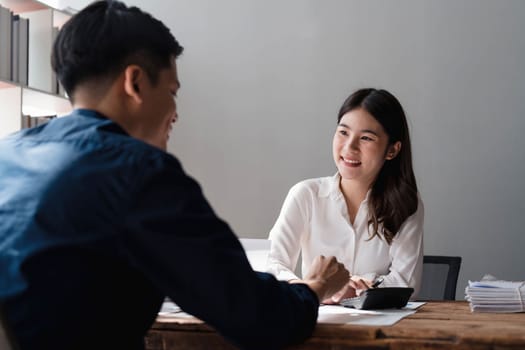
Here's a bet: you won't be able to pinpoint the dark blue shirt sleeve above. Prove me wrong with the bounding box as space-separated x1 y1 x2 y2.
122 157 319 349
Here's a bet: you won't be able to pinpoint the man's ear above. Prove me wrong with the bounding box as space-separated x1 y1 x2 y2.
385 141 402 160
123 65 144 104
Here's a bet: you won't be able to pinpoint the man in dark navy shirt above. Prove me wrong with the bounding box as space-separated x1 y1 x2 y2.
0 1 349 349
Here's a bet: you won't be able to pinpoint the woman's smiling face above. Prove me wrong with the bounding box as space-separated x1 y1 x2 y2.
333 107 397 188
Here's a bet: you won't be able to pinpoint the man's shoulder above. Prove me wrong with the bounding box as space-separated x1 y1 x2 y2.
52 110 182 172
2 110 185 188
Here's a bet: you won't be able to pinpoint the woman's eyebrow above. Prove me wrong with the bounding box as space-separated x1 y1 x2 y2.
338 123 379 136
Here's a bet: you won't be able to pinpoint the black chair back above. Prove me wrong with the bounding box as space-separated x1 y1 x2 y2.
418 255 462 301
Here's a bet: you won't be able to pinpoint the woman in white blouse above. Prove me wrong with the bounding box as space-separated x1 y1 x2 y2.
267 88 423 303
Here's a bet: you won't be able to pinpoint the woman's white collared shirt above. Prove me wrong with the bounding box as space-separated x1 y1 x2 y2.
266 173 424 296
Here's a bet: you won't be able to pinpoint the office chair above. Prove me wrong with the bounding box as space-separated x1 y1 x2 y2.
0 303 19 350
418 255 462 301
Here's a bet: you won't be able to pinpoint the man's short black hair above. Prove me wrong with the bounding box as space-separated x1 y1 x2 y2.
52 0 183 98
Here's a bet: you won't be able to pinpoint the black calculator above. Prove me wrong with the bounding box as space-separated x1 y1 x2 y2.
340 287 414 310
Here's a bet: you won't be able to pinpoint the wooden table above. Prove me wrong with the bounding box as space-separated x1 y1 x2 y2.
145 301 525 349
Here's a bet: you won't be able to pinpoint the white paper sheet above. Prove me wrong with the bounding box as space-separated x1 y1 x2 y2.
404 301 426 309
158 300 194 318
318 305 416 325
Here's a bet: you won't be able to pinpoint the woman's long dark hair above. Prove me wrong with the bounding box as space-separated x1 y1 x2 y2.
337 88 418 244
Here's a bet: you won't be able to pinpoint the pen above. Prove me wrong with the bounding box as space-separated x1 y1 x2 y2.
371 277 384 288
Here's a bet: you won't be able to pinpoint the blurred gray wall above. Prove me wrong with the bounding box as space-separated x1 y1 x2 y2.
60 0 525 299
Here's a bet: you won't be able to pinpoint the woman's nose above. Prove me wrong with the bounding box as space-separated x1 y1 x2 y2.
346 137 359 151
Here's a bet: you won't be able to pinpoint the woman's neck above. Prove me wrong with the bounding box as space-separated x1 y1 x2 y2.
339 177 371 224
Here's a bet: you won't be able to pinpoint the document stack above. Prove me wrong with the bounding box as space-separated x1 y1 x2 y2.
465 276 525 313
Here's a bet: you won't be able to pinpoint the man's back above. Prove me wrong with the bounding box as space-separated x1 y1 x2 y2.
0 110 171 348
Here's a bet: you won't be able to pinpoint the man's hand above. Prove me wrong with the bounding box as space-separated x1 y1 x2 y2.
292 255 349 302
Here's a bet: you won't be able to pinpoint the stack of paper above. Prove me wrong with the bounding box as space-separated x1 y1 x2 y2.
465 277 525 313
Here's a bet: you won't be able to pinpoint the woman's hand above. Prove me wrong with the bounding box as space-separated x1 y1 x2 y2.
349 275 374 296
322 275 374 304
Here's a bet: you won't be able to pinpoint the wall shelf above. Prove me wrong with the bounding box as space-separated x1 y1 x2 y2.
0 0 72 137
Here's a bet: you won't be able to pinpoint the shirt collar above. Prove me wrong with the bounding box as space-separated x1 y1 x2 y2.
319 172 371 203
73 108 129 136
73 108 108 120
318 172 342 199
